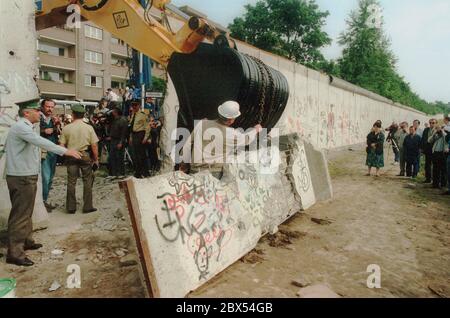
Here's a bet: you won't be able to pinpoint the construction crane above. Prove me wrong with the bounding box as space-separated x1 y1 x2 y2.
35 0 289 130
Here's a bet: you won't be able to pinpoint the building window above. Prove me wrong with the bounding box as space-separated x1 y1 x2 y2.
111 37 125 46
111 81 126 89
85 75 103 88
84 25 103 40
38 42 65 57
111 57 127 67
85 50 103 64
40 70 66 83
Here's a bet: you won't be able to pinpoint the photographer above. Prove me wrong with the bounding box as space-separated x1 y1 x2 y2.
421 119 437 183
428 123 448 189
90 111 109 166
385 122 399 164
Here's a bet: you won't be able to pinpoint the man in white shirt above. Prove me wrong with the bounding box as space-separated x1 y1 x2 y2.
181 101 262 179
105 88 119 109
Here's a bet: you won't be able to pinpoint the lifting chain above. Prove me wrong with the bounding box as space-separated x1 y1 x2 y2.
249 56 275 125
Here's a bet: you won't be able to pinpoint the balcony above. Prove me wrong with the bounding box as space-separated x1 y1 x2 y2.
38 27 76 45
39 52 76 71
37 79 76 97
111 43 128 57
111 65 129 79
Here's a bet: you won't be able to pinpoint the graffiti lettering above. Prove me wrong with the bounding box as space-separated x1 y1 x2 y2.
155 173 234 279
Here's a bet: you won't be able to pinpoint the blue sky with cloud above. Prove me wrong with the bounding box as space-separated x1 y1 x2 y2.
172 0 450 103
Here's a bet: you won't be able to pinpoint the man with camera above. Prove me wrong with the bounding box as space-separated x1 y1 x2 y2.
59 105 99 214
421 119 436 184
428 121 448 189
385 122 400 164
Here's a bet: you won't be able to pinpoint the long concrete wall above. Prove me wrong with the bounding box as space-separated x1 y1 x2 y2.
123 134 331 297
234 40 429 149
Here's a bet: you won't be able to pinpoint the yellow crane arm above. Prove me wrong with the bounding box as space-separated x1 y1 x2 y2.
35 0 219 66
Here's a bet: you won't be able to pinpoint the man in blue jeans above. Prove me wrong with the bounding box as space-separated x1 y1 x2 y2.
40 98 61 211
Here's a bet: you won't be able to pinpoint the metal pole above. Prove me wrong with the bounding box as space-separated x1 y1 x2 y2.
140 53 145 109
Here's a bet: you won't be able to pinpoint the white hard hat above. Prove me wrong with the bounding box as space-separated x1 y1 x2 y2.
218 101 241 119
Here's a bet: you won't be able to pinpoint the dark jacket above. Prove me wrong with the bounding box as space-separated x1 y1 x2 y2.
40 114 59 144
404 134 422 162
367 132 385 155
421 127 432 154
109 116 129 144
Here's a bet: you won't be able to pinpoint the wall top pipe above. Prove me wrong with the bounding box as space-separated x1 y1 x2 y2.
329 75 427 116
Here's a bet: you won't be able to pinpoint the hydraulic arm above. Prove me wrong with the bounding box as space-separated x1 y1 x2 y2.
35 0 289 130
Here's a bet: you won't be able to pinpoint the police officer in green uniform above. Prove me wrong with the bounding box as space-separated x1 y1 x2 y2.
59 105 99 214
129 100 151 178
4 99 81 266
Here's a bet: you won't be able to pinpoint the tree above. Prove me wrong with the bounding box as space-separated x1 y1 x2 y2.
338 0 397 96
337 0 442 114
229 0 331 69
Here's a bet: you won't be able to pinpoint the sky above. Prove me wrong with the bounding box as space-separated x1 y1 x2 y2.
171 0 450 103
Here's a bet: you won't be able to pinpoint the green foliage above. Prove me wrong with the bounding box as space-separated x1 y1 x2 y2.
228 0 331 69
151 76 167 94
337 0 447 115
228 0 447 114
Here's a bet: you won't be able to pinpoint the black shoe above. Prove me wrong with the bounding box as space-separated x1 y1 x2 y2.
24 243 43 251
440 191 450 195
83 208 98 214
133 174 143 179
396 174 405 177
6 256 34 267
44 202 56 212
422 180 432 184
67 210 76 214
432 185 441 189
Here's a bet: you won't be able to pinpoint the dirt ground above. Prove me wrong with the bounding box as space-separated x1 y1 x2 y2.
0 145 449 298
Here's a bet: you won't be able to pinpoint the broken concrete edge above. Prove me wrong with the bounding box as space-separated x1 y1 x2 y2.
119 180 156 298
280 133 334 204
120 176 273 298
303 140 333 203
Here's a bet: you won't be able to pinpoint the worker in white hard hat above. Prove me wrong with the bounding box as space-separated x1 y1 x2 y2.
182 101 263 179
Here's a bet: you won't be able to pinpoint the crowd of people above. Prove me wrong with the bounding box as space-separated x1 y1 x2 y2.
39 90 164 211
2 91 164 266
366 117 450 195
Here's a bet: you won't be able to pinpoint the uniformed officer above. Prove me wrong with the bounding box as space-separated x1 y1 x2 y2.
129 100 151 178
59 105 99 214
5 99 81 266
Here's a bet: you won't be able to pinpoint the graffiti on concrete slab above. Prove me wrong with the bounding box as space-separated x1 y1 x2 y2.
291 140 316 210
154 172 235 280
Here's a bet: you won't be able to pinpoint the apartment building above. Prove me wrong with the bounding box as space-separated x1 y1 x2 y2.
37 23 165 102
